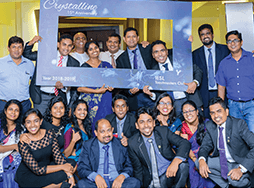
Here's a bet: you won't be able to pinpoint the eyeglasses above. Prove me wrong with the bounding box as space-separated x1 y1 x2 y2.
159 102 172 106
75 37 87 41
226 39 240 44
182 109 196 115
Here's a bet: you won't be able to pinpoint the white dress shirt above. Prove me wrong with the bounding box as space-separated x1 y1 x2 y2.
70 51 89 66
99 50 124 66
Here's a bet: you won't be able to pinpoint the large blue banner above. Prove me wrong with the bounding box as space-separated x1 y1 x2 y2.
37 0 192 91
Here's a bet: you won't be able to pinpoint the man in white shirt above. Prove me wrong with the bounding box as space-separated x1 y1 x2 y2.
198 97 254 188
70 32 89 66
99 33 124 68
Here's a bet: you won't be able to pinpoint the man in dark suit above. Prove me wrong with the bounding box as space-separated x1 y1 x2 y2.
198 97 254 188
116 27 156 112
128 107 191 187
192 24 230 118
77 119 140 188
23 34 79 114
105 94 138 147
143 40 203 117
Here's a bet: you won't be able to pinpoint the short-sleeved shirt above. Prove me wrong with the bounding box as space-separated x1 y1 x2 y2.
216 49 254 101
0 55 34 101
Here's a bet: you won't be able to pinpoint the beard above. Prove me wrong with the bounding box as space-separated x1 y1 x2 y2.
202 39 213 46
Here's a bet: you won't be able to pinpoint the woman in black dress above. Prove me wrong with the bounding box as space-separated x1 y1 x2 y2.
15 109 75 188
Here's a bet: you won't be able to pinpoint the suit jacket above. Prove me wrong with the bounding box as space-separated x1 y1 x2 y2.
192 43 230 108
105 112 138 138
198 116 254 173
116 44 156 111
152 50 203 107
77 137 133 179
23 43 80 106
128 126 191 187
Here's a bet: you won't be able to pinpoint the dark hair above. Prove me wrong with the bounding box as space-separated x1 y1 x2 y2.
95 119 111 131
108 33 121 44
225 30 242 42
209 97 227 110
153 92 176 126
124 27 139 37
198 24 214 36
136 107 154 122
44 96 70 126
151 40 167 51
8 36 24 48
23 108 43 124
58 33 73 43
0 100 23 140
181 100 205 145
85 41 100 54
71 100 92 139
112 94 128 107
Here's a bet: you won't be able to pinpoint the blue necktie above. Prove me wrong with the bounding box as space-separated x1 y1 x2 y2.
219 127 228 180
132 49 138 69
102 145 110 187
208 49 216 87
162 64 174 99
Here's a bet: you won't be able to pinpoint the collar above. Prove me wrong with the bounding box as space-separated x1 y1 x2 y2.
127 44 139 54
7 54 26 65
204 41 215 51
141 132 155 143
57 51 68 60
226 48 248 60
217 121 226 130
116 114 127 125
98 139 112 149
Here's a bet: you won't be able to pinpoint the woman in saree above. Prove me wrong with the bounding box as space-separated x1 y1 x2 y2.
180 100 215 188
0 99 24 188
77 41 113 133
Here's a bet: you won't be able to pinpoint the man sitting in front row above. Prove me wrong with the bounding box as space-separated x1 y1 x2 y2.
128 107 190 187
77 119 140 188
198 97 254 188
105 94 138 147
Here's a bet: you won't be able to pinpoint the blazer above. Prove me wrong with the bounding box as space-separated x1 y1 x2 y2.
77 137 133 179
198 116 254 173
192 43 230 108
116 44 156 111
151 50 203 107
23 43 80 106
128 126 191 187
105 112 138 139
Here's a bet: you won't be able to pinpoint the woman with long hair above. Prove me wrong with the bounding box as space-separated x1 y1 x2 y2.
153 92 182 134
180 100 214 188
77 41 113 134
63 100 92 162
42 96 70 152
15 108 76 188
0 100 24 188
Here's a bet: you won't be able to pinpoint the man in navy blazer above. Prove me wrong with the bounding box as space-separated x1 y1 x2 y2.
77 119 140 188
116 27 156 112
192 24 229 118
198 97 254 188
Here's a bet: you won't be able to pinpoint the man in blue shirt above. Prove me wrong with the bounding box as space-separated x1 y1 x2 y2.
216 30 254 133
128 107 190 187
0 36 34 114
77 119 140 188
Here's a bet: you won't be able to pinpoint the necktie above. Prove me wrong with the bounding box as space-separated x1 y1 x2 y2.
110 54 116 68
162 63 169 71
132 49 138 69
219 127 228 180
102 145 110 187
148 138 161 188
117 121 123 139
54 56 63 96
208 49 215 87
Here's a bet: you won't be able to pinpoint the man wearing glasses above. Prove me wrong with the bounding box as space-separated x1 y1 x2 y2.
216 30 254 133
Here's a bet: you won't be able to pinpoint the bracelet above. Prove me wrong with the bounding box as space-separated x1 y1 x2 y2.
67 175 73 179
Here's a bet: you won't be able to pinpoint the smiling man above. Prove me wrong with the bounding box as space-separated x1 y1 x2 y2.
99 33 124 68
198 97 254 188
216 30 254 133
77 119 140 188
128 107 190 188
105 94 138 147
0 36 34 114
193 24 230 119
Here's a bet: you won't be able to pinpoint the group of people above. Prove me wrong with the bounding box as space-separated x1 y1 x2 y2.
0 23 254 188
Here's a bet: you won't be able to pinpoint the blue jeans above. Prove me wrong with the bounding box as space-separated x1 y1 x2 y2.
228 99 254 133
